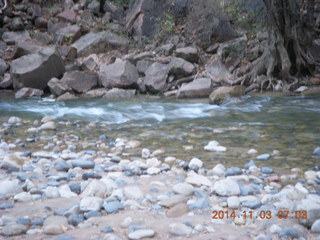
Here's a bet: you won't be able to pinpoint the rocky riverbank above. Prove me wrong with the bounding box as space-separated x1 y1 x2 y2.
0 116 320 239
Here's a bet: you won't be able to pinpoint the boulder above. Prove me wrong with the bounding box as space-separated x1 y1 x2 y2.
57 92 78 101
209 86 246 105
169 57 195 78
54 25 81 44
104 88 136 100
72 31 129 57
48 77 72 96
10 48 65 90
15 87 44 99
62 71 98 93
177 78 213 98
0 58 8 76
0 74 12 89
2 31 31 45
57 9 77 23
99 60 138 88
12 41 44 59
205 59 233 82
218 37 246 70
144 62 170 93
136 59 154 75
176 47 199 63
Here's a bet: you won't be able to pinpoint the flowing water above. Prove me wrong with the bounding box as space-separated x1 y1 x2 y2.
1 93 320 171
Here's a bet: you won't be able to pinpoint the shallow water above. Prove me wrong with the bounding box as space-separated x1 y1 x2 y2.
0 94 320 170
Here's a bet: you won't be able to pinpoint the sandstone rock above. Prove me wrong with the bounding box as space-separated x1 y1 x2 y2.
209 86 245 105
43 216 68 235
15 88 44 99
62 71 98 93
144 62 170 93
11 48 65 90
176 47 199 63
72 31 129 57
177 78 213 98
104 88 136 100
99 61 138 88
48 78 72 96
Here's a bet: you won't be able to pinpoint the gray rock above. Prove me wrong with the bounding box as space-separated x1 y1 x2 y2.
205 59 233 81
11 48 65 90
67 214 84 226
0 58 8 76
227 196 240 209
2 31 31 44
160 43 175 56
62 71 98 93
43 216 68 235
169 57 195 78
54 25 81 44
176 47 199 63
12 41 44 59
57 92 78 101
225 167 242 176
278 228 299 238
0 180 23 199
104 88 136 100
1 223 27 236
79 197 103 211
101 226 114 233
0 74 12 89
313 147 320 155
12 17 24 31
185 174 212 187
188 158 203 171
99 60 138 88
128 229 155 240
297 197 320 227
172 183 194 196
48 78 72 96
254 234 272 240
188 198 210 209
242 200 262 209
136 59 154 75
213 178 240 196
256 153 271 161
103 200 124 214
72 31 129 57
15 87 44 99
81 179 107 198
159 195 186 207
144 62 170 93
69 159 95 169
169 223 193 236
177 78 213 98
209 86 245 105
39 121 56 130
166 203 189 218
124 186 144 200
261 167 274 174
311 219 320 233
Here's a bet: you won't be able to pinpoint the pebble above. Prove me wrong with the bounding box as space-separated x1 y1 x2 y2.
55 160 70 172
0 201 14 209
82 180 107 198
43 216 68 235
101 226 114 233
242 200 262 209
269 224 281 234
227 196 240 209
14 192 32 202
55 236 77 240
254 234 272 240
188 198 209 209
188 158 203 171
172 183 194 196
39 121 56 130
166 203 189 218
225 167 242 176
159 194 186 207
261 167 274 174
209 164 225 176
256 154 271 161
80 197 103 211
82 172 102 180
103 200 124 214
1 223 27 236
204 141 227 152
213 178 240 196
311 219 320 233
124 186 144 200
67 214 84 226
128 229 155 240
69 159 95 169
169 223 193 236
278 228 299 238
185 173 212 187
141 148 150 158
84 211 102 219
147 167 160 175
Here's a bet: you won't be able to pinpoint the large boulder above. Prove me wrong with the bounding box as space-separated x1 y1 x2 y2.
62 71 98 93
205 59 233 82
72 31 129 57
15 87 44 99
10 48 65 90
177 78 213 98
144 62 170 93
169 57 195 78
2 31 31 45
176 47 199 63
48 78 72 96
209 86 246 105
104 88 136 100
99 60 138 88
12 41 44 59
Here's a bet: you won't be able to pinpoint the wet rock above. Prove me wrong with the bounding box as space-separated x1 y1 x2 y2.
43 216 68 235
144 62 170 93
48 78 72 96
99 60 138 89
213 178 240 196
172 183 194 196
104 88 136 100
177 78 213 98
176 47 199 63
128 229 155 240
0 180 23 199
11 48 65 90
185 173 212 187
225 167 242 176
311 219 320 233
2 31 31 45
15 87 44 99
169 223 193 236
39 121 56 130
256 153 271 161
124 186 144 200
61 71 98 93
1 223 27 236
72 31 129 57
69 159 95 169
209 86 245 105
57 92 78 101
80 197 103 211
159 195 186 207
166 203 189 218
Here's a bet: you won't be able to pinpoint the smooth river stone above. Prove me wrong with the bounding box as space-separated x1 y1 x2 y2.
172 182 194 196
43 216 68 235
169 223 193 236
166 203 189 218
124 186 144 200
69 159 95 169
159 195 187 207
128 229 155 240
80 197 103 211
185 173 212 187
213 178 240 196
